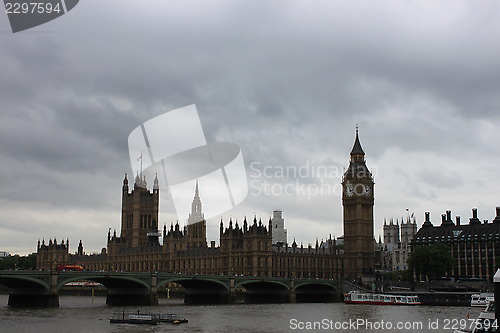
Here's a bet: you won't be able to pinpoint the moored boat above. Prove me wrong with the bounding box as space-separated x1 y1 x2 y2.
110 312 157 325
153 313 188 324
454 301 496 333
110 311 188 325
471 293 494 307
344 291 421 305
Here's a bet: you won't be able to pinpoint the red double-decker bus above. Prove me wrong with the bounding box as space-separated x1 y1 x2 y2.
56 264 84 271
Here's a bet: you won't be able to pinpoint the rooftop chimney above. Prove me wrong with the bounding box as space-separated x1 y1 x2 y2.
469 208 481 225
423 211 433 227
456 216 461 225
443 210 454 226
494 207 500 224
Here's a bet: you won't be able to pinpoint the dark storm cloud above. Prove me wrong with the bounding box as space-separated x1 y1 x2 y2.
1 0 500 253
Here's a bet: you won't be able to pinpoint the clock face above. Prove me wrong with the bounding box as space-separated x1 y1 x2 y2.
345 184 355 197
345 184 372 197
363 185 371 196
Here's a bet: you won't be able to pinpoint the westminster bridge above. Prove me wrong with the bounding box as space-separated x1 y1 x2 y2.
0 270 339 307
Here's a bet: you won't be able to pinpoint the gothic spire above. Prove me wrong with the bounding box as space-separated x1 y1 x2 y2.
77 240 83 255
153 173 159 190
350 125 365 157
188 180 204 224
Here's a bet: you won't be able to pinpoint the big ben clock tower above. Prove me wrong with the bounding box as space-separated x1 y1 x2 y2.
342 127 374 278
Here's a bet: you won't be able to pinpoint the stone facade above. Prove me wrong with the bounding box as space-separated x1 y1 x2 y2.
37 130 377 280
376 216 417 272
37 176 343 280
37 238 70 270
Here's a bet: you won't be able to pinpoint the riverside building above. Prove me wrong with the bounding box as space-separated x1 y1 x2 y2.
412 208 500 281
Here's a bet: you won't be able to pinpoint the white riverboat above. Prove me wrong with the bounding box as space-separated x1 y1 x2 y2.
471 293 495 307
454 301 496 333
344 291 421 305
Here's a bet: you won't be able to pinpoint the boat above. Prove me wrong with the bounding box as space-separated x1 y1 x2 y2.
110 311 188 325
454 301 496 333
471 293 494 307
344 291 421 305
110 312 157 325
154 313 189 324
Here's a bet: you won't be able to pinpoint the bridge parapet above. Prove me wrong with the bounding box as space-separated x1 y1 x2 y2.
0 271 338 307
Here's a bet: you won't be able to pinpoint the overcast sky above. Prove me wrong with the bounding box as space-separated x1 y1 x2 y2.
1 0 500 255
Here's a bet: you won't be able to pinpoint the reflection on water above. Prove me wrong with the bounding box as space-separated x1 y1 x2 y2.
0 295 483 333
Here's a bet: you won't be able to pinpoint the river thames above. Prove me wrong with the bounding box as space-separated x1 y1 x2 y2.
0 295 483 333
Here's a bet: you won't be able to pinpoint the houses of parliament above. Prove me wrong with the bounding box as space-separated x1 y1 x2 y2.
36 131 375 279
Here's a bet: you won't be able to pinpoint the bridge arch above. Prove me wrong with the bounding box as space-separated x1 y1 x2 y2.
294 281 338 303
235 279 290 290
56 274 150 292
157 277 230 304
157 277 229 291
0 273 56 307
0 275 50 291
294 281 337 290
57 272 157 306
235 280 290 303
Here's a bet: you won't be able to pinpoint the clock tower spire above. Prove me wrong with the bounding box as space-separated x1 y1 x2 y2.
350 124 365 161
342 126 374 279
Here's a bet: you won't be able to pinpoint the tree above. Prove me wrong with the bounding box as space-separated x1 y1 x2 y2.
0 253 37 270
384 269 411 282
408 243 453 281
